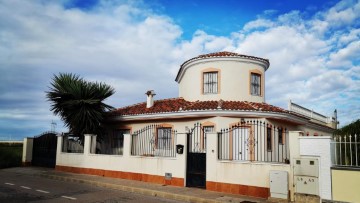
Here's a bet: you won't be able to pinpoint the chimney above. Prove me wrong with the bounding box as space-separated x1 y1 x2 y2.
145 90 156 108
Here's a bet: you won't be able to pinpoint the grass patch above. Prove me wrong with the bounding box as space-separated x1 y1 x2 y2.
0 143 23 169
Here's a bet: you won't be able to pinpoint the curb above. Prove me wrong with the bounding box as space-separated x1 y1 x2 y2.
38 174 220 203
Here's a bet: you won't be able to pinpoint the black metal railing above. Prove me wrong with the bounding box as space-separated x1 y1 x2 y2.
131 124 177 157
218 120 289 163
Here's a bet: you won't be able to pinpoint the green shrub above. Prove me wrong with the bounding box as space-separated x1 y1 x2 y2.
0 143 23 169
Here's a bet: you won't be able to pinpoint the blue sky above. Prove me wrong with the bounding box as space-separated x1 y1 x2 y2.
0 0 359 140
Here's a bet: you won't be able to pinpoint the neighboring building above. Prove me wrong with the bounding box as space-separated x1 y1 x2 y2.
55 51 338 200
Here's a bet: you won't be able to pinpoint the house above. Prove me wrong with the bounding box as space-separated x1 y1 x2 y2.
55 51 337 200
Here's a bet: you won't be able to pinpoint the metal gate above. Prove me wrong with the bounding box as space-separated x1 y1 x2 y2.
32 132 57 168
186 123 206 188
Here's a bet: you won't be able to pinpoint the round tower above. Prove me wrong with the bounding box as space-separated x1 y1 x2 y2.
175 51 270 102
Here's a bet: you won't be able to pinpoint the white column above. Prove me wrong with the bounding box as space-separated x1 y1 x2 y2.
288 131 303 202
176 132 187 185
22 137 33 164
206 132 218 183
123 133 131 158
56 134 63 166
84 134 94 155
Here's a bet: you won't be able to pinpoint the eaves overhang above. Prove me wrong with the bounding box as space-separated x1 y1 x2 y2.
108 110 308 124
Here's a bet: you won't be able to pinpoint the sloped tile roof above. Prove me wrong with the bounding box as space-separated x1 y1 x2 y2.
182 51 270 67
110 97 288 116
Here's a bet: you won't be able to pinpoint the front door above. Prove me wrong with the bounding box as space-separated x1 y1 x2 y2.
186 123 206 188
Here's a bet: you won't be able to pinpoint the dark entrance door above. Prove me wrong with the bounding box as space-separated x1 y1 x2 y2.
186 123 206 188
32 132 57 168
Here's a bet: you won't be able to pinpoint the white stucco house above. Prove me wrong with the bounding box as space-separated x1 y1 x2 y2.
55 51 337 199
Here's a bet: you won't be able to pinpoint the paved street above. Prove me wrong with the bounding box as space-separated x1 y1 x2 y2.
0 170 182 203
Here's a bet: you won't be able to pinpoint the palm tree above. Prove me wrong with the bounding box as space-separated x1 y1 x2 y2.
46 73 115 138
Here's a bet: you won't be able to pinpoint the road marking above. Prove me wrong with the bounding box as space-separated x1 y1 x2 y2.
5 183 15 186
36 190 50 194
61 196 77 200
20 186 31 189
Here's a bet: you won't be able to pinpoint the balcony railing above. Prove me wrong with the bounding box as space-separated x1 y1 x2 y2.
288 100 333 124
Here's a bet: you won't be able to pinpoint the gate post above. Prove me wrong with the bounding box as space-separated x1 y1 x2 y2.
206 132 217 189
22 137 33 166
84 134 94 155
176 132 186 187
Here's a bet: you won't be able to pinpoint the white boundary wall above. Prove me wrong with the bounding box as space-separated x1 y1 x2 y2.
299 136 332 200
56 134 187 181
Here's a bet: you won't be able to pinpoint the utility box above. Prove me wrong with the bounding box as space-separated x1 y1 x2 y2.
295 176 319 196
270 170 288 199
293 157 319 196
294 158 319 177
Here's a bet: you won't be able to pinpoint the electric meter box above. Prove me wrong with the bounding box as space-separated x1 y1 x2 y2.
269 170 288 199
293 157 319 177
295 175 319 196
293 157 320 196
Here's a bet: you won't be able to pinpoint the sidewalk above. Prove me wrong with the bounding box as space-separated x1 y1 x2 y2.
1 167 276 203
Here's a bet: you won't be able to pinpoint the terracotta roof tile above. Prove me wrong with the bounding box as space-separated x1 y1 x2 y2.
181 51 269 67
109 98 288 116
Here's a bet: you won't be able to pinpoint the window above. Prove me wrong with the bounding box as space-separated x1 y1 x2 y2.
157 127 172 149
250 73 261 96
203 72 218 94
202 126 214 151
203 126 214 133
266 127 272 151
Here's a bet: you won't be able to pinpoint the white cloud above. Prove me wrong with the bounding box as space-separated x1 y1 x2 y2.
324 0 360 27
328 40 360 67
0 0 359 138
243 19 275 32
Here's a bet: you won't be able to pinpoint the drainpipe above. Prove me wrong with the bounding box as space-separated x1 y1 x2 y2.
146 90 156 108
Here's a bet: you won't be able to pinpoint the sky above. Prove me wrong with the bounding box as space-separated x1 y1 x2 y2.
0 0 359 140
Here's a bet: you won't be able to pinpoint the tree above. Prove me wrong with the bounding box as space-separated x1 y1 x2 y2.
46 73 115 137
335 119 360 135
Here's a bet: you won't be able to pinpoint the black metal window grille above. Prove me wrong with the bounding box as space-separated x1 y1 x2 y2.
218 120 289 163
203 72 218 94
131 124 177 157
157 128 172 150
251 73 261 96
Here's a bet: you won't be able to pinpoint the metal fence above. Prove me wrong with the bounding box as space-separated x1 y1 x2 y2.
218 120 289 163
61 134 84 153
90 130 129 155
131 124 177 157
332 134 360 167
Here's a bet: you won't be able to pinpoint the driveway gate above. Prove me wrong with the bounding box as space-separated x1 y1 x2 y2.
186 123 206 188
32 132 57 168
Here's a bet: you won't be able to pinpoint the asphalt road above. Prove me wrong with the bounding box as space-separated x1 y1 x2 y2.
0 170 183 203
